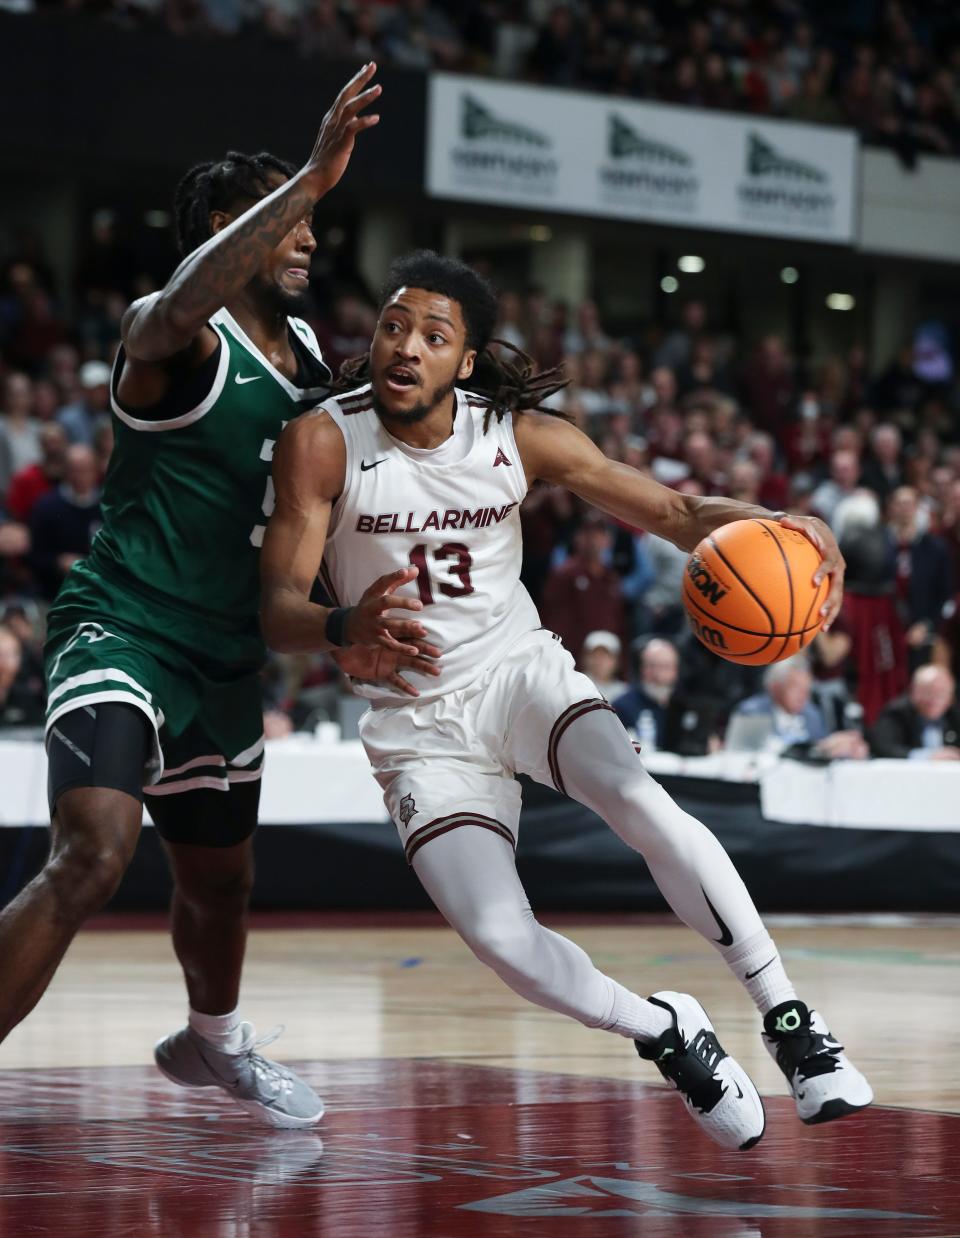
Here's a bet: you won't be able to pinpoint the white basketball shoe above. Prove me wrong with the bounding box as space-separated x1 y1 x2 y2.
636 991 766 1151
762 999 873 1125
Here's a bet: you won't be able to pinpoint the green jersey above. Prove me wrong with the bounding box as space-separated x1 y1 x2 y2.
58 308 331 669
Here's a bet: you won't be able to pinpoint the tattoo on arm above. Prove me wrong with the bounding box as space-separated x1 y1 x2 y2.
169 179 316 324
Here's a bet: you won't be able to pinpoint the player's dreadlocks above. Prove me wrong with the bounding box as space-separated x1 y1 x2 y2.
337 250 568 431
173 151 297 257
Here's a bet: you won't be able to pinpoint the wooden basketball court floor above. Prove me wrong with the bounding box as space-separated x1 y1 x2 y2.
1 912 958 1237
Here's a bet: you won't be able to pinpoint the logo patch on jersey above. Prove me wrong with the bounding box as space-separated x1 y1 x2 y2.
361 458 387 472
235 374 262 385
399 794 418 828
493 447 512 468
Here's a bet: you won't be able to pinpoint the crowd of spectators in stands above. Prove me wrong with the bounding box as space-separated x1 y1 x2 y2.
9 1 960 159
1 206 959 758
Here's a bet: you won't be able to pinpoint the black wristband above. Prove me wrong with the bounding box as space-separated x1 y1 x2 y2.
325 606 353 648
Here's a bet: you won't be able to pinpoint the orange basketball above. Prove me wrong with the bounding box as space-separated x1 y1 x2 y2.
682 518 828 665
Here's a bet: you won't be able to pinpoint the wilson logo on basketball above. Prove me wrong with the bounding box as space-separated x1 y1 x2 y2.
686 556 728 606
688 614 728 650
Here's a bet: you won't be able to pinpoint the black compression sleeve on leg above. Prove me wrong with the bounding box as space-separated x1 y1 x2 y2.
47 703 153 813
147 779 261 848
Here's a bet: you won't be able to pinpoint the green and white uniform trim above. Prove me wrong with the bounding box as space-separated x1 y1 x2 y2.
44 306 331 795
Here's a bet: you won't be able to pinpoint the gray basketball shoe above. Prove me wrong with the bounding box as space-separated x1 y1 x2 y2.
154 1023 324 1128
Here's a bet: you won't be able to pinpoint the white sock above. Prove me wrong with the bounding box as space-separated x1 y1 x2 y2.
721 930 797 1015
188 1006 245 1053
602 980 674 1043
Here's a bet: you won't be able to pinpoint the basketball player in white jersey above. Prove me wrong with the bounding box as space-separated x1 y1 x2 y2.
260 252 872 1150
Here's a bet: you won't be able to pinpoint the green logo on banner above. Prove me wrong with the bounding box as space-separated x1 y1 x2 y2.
608 115 692 166
461 95 551 147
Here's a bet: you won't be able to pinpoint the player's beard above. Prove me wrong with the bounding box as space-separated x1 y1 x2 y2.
372 374 458 426
251 271 308 319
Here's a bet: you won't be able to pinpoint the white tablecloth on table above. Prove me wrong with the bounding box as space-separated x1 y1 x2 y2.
0 740 957 831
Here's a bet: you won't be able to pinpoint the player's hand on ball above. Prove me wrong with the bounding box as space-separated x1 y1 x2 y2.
331 642 442 698
347 566 433 657
777 513 845 631
304 62 381 198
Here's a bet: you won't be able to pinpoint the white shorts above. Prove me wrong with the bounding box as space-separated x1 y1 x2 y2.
359 628 618 863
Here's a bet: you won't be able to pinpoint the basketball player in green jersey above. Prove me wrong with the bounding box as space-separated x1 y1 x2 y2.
0 63 438 1127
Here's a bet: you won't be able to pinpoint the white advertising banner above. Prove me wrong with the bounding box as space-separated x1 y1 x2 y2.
426 74 859 244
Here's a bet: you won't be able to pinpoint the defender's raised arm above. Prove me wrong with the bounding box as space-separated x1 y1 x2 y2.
122 64 382 362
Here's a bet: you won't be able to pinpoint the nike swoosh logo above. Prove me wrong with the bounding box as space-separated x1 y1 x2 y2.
235 374 261 385
735 1082 744 1099
360 459 387 471
745 958 776 980
701 886 733 947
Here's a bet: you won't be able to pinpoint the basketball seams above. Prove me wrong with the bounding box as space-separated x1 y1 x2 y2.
685 518 826 665
752 519 794 662
681 583 822 639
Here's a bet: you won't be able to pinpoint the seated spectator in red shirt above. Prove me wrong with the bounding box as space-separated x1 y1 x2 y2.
740 334 795 434
834 490 908 724
744 431 789 510
28 444 102 600
541 510 625 662
5 423 67 524
869 664 960 760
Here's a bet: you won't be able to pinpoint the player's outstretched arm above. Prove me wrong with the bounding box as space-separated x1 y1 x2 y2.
514 412 844 629
123 63 382 362
260 412 439 665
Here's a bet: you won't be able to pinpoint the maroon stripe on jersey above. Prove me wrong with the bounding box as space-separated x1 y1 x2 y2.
318 559 342 607
338 390 373 414
404 813 516 865
547 698 615 795
340 402 373 417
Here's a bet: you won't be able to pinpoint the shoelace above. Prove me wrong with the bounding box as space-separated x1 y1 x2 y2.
235 1026 296 1097
657 1031 727 1114
774 1026 844 1082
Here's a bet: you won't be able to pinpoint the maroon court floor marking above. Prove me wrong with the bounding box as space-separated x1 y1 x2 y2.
0 1060 956 1237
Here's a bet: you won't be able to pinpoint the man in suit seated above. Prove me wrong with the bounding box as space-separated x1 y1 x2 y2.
613 638 722 755
727 656 867 759
869 664 960 760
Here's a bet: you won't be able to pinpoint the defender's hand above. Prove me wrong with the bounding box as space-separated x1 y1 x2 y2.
346 566 431 657
777 513 845 631
332 640 442 699
304 62 381 198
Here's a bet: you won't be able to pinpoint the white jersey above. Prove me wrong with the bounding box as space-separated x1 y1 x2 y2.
322 384 541 702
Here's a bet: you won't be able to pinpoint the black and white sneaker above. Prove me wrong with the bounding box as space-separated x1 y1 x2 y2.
636 991 766 1151
763 999 873 1125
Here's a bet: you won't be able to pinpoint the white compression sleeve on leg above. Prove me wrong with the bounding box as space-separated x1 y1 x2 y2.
412 825 672 1044
554 709 769 951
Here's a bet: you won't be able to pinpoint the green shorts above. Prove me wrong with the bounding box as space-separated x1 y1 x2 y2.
45 566 265 795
